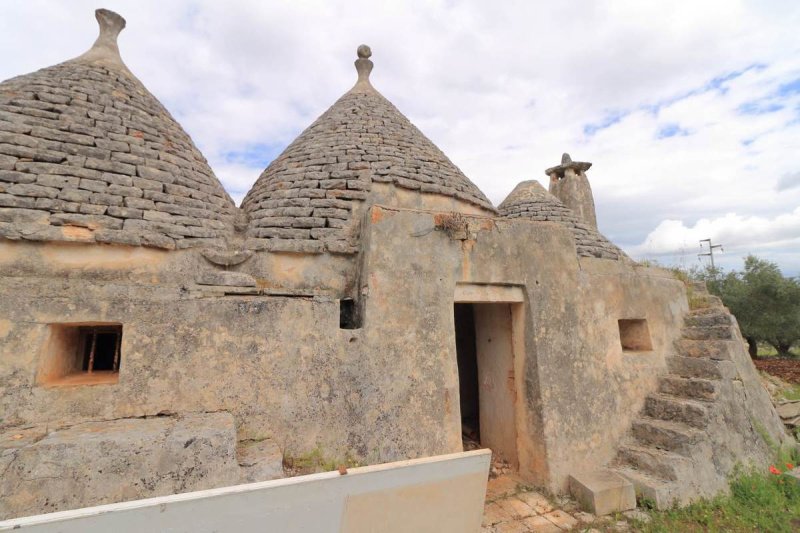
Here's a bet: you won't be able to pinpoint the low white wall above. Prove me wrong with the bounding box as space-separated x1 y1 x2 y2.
0 450 491 533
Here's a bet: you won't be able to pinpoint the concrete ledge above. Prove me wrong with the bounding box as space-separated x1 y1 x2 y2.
569 469 636 516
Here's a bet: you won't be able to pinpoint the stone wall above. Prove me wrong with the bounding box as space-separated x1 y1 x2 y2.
359 206 687 491
0 204 690 516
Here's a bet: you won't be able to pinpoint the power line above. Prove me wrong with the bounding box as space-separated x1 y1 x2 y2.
699 238 724 269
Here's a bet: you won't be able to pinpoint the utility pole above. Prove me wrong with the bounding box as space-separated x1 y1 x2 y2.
698 238 723 269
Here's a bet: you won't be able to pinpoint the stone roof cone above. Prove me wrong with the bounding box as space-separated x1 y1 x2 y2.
0 9 236 250
241 45 494 254
499 180 625 261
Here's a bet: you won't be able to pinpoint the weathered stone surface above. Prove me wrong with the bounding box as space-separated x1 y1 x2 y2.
201 248 253 267
0 412 242 519
237 439 284 483
776 402 800 420
196 270 257 287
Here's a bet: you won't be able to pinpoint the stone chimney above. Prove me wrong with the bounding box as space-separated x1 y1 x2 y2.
546 153 597 229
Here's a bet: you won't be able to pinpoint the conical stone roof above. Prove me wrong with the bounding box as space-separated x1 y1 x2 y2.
242 45 494 254
0 9 235 250
499 180 626 261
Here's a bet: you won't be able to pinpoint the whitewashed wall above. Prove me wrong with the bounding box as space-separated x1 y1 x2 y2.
0 450 491 533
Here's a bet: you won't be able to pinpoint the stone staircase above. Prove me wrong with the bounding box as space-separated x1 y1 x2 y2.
610 289 785 509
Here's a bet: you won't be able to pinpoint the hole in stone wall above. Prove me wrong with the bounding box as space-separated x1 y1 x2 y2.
37 323 122 387
339 299 361 329
618 319 653 351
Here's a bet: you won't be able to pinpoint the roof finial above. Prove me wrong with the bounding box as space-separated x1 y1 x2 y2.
74 9 130 73
353 44 374 90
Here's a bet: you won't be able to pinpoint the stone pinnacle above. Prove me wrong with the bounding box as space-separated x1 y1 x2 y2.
74 8 131 74
354 44 374 90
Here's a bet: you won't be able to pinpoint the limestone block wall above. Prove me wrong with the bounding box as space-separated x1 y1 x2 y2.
0 275 360 453
543 259 688 490
0 204 690 509
359 206 688 492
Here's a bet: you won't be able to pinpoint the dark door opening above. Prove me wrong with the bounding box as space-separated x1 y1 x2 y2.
454 302 519 469
454 303 480 442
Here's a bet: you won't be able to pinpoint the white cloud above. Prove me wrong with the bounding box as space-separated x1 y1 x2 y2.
632 208 800 255
1 0 799 273
778 171 800 191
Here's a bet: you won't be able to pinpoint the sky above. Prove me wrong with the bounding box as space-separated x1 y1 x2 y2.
1 0 799 275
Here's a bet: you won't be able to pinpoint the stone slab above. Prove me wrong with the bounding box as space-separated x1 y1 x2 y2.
0 412 241 520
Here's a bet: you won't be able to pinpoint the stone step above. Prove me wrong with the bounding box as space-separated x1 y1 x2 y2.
675 339 735 360
617 444 691 481
631 418 702 456
644 393 709 428
659 376 718 400
690 294 723 309
614 467 680 510
682 325 735 341
684 310 732 328
667 356 735 380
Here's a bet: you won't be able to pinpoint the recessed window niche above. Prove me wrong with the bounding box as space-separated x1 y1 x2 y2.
37 323 122 387
618 319 653 352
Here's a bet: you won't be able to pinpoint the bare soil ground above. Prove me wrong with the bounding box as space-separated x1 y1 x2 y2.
754 357 800 384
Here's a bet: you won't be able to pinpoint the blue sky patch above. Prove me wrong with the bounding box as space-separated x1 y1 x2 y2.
657 123 690 139
738 100 785 115
222 143 284 168
583 111 627 136
777 78 800 97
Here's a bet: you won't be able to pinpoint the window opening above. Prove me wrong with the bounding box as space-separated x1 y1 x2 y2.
81 326 122 373
618 319 653 351
340 298 361 329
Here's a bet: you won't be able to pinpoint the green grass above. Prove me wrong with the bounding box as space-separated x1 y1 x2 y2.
639 466 800 532
779 383 800 401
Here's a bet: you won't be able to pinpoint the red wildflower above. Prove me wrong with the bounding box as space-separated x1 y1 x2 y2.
769 465 781 475
787 463 795 470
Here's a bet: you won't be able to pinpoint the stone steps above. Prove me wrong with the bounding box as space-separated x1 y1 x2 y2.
631 417 702 456
610 302 746 510
684 310 732 328
659 375 718 400
644 393 709 428
667 355 734 380
675 339 735 360
681 325 735 341
614 467 680 510
616 444 690 481
689 294 723 309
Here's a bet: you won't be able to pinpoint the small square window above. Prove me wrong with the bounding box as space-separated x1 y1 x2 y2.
618 319 653 352
339 298 361 329
37 323 122 387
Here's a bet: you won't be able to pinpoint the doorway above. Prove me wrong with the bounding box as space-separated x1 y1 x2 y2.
454 302 519 469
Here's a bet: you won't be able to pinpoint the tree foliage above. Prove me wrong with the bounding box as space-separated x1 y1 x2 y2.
693 256 800 357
